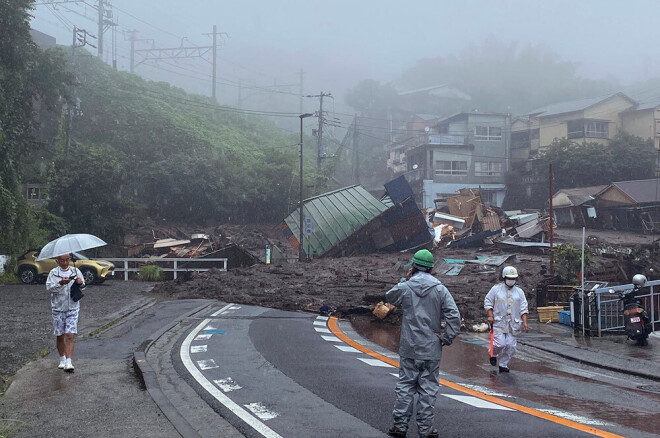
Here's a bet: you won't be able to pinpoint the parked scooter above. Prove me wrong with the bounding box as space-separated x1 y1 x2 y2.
620 274 652 346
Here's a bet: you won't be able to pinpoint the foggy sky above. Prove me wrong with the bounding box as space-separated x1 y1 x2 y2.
30 0 660 111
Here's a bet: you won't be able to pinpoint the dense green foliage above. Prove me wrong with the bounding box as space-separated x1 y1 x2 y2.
540 132 656 190
554 245 593 285
0 0 73 253
45 52 315 244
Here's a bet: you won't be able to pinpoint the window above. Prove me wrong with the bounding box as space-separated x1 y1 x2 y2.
475 161 503 176
474 125 502 141
481 191 498 206
567 120 583 139
567 120 609 139
435 160 467 175
585 121 608 138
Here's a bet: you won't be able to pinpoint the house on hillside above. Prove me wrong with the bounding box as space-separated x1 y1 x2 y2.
506 93 637 209
619 101 660 176
510 93 637 162
403 111 510 208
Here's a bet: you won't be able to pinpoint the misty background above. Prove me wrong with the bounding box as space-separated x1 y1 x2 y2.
30 0 660 124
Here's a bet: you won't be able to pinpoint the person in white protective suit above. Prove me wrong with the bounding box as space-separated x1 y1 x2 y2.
484 265 529 373
385 249 461 438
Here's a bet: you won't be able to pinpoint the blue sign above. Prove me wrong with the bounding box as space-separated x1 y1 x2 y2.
304 217 313 236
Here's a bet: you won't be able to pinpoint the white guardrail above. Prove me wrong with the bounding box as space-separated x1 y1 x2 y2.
103 258 228 281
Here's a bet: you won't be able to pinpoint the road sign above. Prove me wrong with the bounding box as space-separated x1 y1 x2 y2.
304 217 313 236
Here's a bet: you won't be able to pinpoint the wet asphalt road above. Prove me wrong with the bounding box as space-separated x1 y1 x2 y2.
172 304 658 438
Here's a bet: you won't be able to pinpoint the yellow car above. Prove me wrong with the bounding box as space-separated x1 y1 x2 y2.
16 250 115 285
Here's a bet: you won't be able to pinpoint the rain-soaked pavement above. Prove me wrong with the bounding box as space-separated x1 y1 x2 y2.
351 318 660 436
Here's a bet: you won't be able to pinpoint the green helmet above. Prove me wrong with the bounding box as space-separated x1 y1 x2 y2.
412 249 434 268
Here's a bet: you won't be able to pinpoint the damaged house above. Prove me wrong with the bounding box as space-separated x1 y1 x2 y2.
550 179 660 233
279 176 433 258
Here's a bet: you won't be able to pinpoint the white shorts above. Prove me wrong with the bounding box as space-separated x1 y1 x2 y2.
52 308 79 336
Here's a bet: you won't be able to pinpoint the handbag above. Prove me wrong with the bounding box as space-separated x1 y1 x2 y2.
70 281 85 302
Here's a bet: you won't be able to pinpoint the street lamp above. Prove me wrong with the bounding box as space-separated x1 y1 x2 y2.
299 113 314 261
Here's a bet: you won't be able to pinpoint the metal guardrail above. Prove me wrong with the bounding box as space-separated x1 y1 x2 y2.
103 257 228 281
593 280 660 336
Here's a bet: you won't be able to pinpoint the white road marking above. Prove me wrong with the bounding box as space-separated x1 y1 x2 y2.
205 325 219 331
390 373 399 378
211 303 235 317
180 312 282 438
245 403 279 421
195 334 212 340
214 377 242 392
334 345 360 353
316 316 329 321
460 384 512 398
321 335 342 342
538 409 609 426
191 345 208 353
441 394 513 411
358 358 395 368
229 305 241 310
313 321 327 326
197 359 219 370
314 327 331 334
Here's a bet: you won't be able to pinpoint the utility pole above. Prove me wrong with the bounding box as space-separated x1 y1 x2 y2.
549 163 554 276
126 31 153 74
299 69 304 114
353 114 360 184
133 26 225 99
66 26 96 154
212 24 218 101
306 92 331 169
97 0 104 59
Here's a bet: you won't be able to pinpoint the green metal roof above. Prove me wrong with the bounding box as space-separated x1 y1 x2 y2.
284 185 388 257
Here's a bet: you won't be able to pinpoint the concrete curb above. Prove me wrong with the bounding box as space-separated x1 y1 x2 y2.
132 300 216 438
518 339 660 382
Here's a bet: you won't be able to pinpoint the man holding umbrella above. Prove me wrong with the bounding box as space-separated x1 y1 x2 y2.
39 234 106 372
46 253 85 372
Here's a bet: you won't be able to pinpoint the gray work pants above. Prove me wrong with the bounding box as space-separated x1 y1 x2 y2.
392 357 440 437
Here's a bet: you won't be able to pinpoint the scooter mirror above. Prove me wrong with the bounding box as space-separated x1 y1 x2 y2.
608 289 616 294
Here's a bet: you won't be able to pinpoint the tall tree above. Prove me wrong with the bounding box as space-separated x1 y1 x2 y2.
0 0 73 252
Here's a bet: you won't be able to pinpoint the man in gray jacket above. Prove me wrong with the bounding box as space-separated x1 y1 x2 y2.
386 249 461 438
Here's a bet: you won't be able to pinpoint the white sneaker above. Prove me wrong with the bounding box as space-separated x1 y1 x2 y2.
58 360 66 369
64 362 74 372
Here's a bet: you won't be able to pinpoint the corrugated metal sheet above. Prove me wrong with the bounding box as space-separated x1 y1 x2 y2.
281 185 388 257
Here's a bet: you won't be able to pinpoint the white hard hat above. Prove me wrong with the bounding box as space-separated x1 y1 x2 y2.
502 266 518 279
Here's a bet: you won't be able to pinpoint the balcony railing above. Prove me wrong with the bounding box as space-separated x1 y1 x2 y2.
428 134 466 145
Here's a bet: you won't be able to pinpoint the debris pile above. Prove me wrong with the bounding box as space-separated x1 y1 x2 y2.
430 188 551 251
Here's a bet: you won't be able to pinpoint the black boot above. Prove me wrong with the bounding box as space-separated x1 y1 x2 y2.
388 426 407 437
499 366 509 373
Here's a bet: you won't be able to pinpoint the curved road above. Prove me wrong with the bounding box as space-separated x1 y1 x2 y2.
173 303 652 438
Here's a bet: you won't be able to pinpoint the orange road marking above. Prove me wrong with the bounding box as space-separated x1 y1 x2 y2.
328 317 624 438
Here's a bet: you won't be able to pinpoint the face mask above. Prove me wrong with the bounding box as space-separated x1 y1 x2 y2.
505 279 516 287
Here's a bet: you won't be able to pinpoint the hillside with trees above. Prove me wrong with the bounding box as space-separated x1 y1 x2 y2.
1 1 318 254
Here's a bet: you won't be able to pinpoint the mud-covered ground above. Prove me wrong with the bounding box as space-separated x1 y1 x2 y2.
153 225 660 331
153 249 549 330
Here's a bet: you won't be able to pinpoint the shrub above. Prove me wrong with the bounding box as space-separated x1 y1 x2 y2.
553 244 592 284
0 272 19 284
138 265 163 281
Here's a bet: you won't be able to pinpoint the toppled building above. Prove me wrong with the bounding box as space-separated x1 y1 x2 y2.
279 176 433 258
